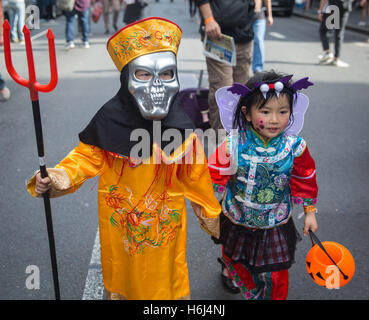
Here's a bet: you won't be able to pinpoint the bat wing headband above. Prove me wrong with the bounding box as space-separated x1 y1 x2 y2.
215 75 314 135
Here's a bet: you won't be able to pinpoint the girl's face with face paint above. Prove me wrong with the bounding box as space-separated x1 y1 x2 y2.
242 94 291 141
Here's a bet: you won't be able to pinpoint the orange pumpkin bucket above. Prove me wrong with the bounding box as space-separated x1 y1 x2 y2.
306 232 355 288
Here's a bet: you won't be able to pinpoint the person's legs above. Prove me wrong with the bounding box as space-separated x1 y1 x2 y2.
77 9 90 44
8 3 18 42
0 72 6 90
318 13 334 63
205 57 233 131
233 41 253 85
333 11 349 59
360 0 368 23
270 270 289 300
112 0 121 30
65 10 76 44
252 18 266 73
17 1 26 41
103 0 111 33
319 13 330 52
0 72 11 101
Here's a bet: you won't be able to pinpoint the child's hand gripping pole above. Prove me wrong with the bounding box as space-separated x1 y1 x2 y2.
3 20 60 300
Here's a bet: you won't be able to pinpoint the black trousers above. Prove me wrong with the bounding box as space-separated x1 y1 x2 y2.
319 10 349 58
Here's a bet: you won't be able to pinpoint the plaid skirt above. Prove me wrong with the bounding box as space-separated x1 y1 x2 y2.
214 213 301 273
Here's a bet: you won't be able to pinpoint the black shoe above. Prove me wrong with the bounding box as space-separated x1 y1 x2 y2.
217 258 240 294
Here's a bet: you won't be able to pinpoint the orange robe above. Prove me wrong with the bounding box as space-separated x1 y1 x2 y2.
27 133 220 300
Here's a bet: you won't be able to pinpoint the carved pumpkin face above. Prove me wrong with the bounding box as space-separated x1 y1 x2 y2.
306 241 355 288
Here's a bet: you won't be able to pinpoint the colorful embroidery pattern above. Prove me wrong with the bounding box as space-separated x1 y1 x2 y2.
105 185 181 255
107 18 181 71
224 259 273 300
291 196 317 206
222 129 309 229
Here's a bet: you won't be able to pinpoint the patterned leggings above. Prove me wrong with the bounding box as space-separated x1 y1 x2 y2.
223 249 289 300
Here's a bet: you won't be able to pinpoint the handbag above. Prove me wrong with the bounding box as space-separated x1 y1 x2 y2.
92 1 103 23
56 0 75 12
178 70 210 130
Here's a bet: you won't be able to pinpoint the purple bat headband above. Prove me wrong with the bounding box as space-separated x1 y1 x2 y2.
227 75 314 99
215 75 314 135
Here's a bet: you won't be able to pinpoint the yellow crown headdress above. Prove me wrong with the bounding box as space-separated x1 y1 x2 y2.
107 17 182 72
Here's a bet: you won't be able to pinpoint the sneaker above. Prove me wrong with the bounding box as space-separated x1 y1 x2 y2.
358 21 367 27
83 42 90 49
11 38 19 43
331 59 349 67
0 87 11 101
104 29 110 35
65 41 75 50
19 39 25 45
319 51 334 64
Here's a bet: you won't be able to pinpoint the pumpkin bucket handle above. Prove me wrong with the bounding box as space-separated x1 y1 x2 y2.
308 231 349 280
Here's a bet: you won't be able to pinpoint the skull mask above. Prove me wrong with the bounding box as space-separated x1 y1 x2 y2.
128 51 179 120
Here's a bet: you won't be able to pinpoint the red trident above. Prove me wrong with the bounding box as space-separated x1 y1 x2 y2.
3 20 60 300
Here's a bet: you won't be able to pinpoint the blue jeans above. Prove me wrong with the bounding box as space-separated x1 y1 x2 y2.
252 18 266 73
7 1 26 41
65 9 90 43
0 72 6 90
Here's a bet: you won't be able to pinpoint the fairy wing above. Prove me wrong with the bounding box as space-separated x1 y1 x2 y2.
215 86 243 133
286 92 309 136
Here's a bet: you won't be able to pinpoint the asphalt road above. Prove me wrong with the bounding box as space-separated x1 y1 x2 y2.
0 1 368 300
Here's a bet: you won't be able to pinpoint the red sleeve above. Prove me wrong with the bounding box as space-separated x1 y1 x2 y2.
290 146 318 206
207 140 232 187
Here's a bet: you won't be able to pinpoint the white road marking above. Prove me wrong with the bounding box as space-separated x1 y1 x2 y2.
269 32 286 39
82 228 104 300
30 29 48 41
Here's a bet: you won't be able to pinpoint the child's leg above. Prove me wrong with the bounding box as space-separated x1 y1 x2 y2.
270 270 289 300
222 250 289 300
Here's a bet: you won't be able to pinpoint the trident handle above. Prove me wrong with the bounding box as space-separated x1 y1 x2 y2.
2 20 60 300
32 99 61 300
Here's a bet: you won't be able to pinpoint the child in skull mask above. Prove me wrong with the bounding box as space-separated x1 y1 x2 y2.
27 17 221 300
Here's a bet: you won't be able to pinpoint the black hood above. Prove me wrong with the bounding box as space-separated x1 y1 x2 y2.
78 65 195 157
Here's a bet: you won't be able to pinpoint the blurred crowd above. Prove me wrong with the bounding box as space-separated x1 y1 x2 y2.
0 0 368 103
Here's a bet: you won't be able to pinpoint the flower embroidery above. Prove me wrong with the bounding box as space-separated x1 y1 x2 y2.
291 196 317 206
244 291 253 299
145 194 157 211
292 196 303 204
275 205 287 222
274 174 288 188
159 205 170 221
257 189 274 203
106 185 181 255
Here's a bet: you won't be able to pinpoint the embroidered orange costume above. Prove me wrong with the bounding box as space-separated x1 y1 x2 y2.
27 18 221 300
